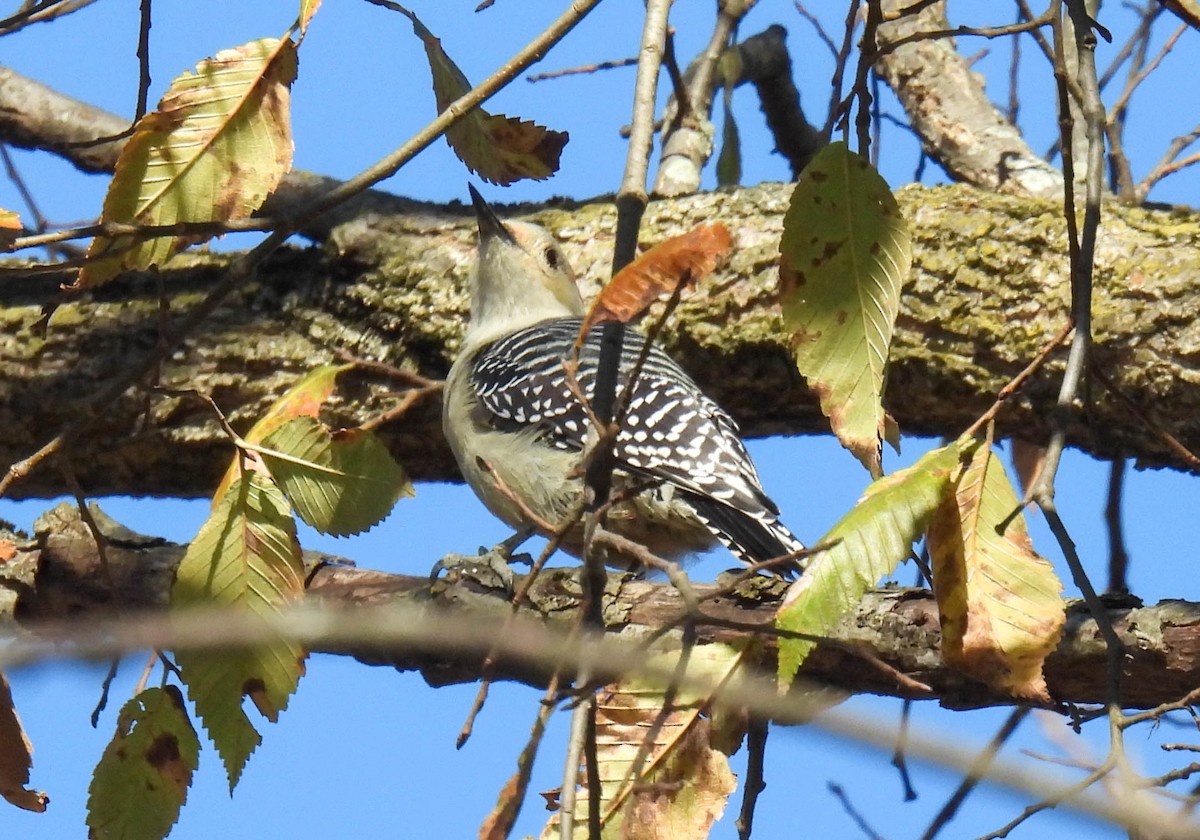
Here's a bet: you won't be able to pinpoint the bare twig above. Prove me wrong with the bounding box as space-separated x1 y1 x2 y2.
921 708 1030 839
526 56 637 82
822 0 862 140
562 1 672 830
892 698 919 802
737 717 768 839
134 0 153 123
828 782 886 840
0 0 96 36
1104 458 1130 595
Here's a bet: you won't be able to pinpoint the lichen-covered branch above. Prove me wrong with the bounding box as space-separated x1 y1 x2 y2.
3 182 1199 499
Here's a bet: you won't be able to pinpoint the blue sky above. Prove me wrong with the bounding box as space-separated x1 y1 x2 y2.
2 1 1198 838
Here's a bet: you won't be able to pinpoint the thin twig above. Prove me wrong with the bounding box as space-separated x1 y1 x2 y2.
963 322 1073 440
134 0 153 123
793 1 840 57
526 56 637 83
828 782 886 840
736 717 768 839
921 708 1030 839
822 0 862 140
562 2 671 835
1104 458 1130 595
1089 361 1200 471
1029 0 1103 503
479 673 564 839
892 698 919 801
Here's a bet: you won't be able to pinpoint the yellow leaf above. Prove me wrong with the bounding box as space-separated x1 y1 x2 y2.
403 7 567 184
926 444 1065 701
298 0 322 35
75 37 296 289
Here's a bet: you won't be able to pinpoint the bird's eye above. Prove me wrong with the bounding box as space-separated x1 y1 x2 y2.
544 246 560 270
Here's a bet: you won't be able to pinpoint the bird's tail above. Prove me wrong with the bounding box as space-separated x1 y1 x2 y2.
687 495 805 572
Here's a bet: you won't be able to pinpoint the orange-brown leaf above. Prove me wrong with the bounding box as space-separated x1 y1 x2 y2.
580 223 733 339
0 671 48 813
0 208 20 250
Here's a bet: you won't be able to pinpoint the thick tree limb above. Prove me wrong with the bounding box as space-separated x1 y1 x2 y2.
3 503 1197 710
2 182 1199 499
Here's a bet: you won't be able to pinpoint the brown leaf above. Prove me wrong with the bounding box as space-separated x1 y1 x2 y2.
0 540 15 564
0 671 48 813
478 774 522 840
1010 439 1046 500
404 6 567 185
579 223 733 340
926 444 1065 701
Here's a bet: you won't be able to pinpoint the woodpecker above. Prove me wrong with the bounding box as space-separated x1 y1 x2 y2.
442 186 804 568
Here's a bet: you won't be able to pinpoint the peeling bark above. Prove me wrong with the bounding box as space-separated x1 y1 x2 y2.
875 0 1066 198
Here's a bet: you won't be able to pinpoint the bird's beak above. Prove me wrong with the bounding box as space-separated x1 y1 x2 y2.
469 184 516 246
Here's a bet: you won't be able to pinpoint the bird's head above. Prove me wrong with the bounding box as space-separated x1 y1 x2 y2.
466 185 584 344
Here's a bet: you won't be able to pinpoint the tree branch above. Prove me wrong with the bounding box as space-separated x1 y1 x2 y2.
5 502 1200 711
2 182 1199 499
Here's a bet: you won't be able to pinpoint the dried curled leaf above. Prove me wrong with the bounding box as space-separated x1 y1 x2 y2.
0 671 47 813
580 222 733 339
544 645 745 839
403 6 567 184
926 444 1065 701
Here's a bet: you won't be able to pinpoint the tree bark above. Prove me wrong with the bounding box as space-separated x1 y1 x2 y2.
3 181 1200 499
4 503 1197 711
875 0 1065 198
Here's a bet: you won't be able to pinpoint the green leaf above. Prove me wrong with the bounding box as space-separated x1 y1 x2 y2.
261 416 414 537
777 439 974 686
716 86 741 188
926 444 1065 701
172 473 306 790
401 6 567 185
75 37 297 289
779 141 911 478
86 686 201 840
213 364 351 507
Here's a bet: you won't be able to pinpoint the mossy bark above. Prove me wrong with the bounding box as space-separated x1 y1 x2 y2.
2 182 1198 499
